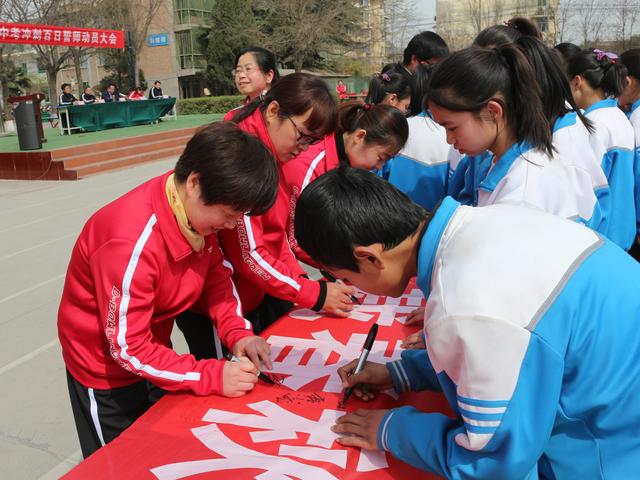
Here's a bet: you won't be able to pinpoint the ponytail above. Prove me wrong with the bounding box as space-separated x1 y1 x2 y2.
428 46 553 156
498 44 553 155
567 49 628 98
409 64 435 117
231 73 337 135
516 36 594 133
364 72 410 105
338 100 408 151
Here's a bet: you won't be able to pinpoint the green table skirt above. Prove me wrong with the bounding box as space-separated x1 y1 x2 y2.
68 98 176 132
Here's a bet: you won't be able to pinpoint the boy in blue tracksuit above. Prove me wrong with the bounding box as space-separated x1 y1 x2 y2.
294 167 640 479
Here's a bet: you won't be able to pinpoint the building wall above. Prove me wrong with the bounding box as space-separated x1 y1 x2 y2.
436 0 558 50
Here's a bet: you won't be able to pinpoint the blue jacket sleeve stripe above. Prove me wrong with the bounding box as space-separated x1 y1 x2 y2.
456 395 510 408
378 410 397 451
463 423 499 434
458 407 504 421
388 360 411 393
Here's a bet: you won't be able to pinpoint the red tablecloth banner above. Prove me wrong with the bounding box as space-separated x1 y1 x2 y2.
63 279 451 479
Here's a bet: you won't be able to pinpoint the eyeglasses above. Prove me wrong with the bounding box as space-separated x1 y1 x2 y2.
286 116 322 146
232 65 258 76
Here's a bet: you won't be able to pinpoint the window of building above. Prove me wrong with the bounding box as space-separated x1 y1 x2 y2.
175 0 215 24
175 30 204 70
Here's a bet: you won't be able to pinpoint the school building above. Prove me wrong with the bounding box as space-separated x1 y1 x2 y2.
435 0 559 50
10 0 389 102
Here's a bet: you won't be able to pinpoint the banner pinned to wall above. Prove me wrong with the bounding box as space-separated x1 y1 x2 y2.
0 23 125 49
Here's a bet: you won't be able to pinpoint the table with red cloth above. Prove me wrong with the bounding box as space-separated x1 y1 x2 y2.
63 279 451 479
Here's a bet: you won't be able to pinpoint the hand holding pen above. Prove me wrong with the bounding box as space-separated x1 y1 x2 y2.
320 270 361 305
224 352 275 385
339 323 384 405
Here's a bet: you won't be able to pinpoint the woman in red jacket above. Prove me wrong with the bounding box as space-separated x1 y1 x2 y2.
283 101 409 266
58 122 278 458
224 47 281 121
219 73 357 333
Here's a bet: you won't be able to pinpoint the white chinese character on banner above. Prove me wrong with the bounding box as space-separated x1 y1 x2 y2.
267 330 401 393
108 33 117 45
0 26 8 38
32 28 41 40
91 32 99 44
72 31 81 42
99 32 108 44
20 28 31 40
10 27 20 39
43 29 52 41
63 30 72 42
81 31 90 43
53 30 61 41
150 400 388 480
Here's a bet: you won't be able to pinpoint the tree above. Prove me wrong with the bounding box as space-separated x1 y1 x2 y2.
384 0 418 64
7 0 74 106
197 0 266 95
553 0 577 44
263 0 362 73
97 0 163 89
465 0 485 35
578 0 604 47
616 0 640 50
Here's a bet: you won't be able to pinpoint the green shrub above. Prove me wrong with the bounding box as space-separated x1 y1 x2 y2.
176 95 245 115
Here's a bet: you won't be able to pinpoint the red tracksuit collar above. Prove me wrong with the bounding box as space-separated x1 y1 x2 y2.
151 170 200 262
237 108 280 162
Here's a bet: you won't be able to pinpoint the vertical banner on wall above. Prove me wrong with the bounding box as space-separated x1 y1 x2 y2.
0 23 125 49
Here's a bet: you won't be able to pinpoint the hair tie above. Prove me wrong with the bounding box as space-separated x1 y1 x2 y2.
362 103 372 111
594 48 618 62
381 73 391 82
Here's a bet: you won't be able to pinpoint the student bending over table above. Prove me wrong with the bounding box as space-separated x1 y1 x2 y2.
57 122 278 459
294 167 640 479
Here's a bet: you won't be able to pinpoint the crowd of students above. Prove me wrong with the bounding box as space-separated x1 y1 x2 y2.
57 18 640 479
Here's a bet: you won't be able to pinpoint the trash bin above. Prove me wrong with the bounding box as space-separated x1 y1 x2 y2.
14 100 42 150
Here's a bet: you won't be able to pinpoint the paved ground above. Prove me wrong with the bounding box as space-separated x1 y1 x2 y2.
0 158 192 479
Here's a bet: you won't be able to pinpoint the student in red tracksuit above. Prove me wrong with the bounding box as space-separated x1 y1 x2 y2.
219 73 357 333
176 75 354 357
58 123 278 458
283 101 409 267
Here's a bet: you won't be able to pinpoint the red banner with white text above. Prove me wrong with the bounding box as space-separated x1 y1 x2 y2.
0 23 124 49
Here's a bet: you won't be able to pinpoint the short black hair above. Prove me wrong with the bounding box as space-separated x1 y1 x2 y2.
403 31 449 66
61 83 71 90
174 122 278 215
154 80 161 85
294 167 426 271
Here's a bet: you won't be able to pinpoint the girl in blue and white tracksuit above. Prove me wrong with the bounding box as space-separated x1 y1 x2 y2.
568 49 636 249
379 65 461 210
428 45 580 220
620 48 640 258
517 37 610 232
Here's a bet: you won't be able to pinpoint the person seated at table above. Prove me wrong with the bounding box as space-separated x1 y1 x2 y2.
149 80 164 99
58 122 278 459
293 167 640 480
59 83 77 106
101 83 118 102
81 87 96 104
128 86 146 100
